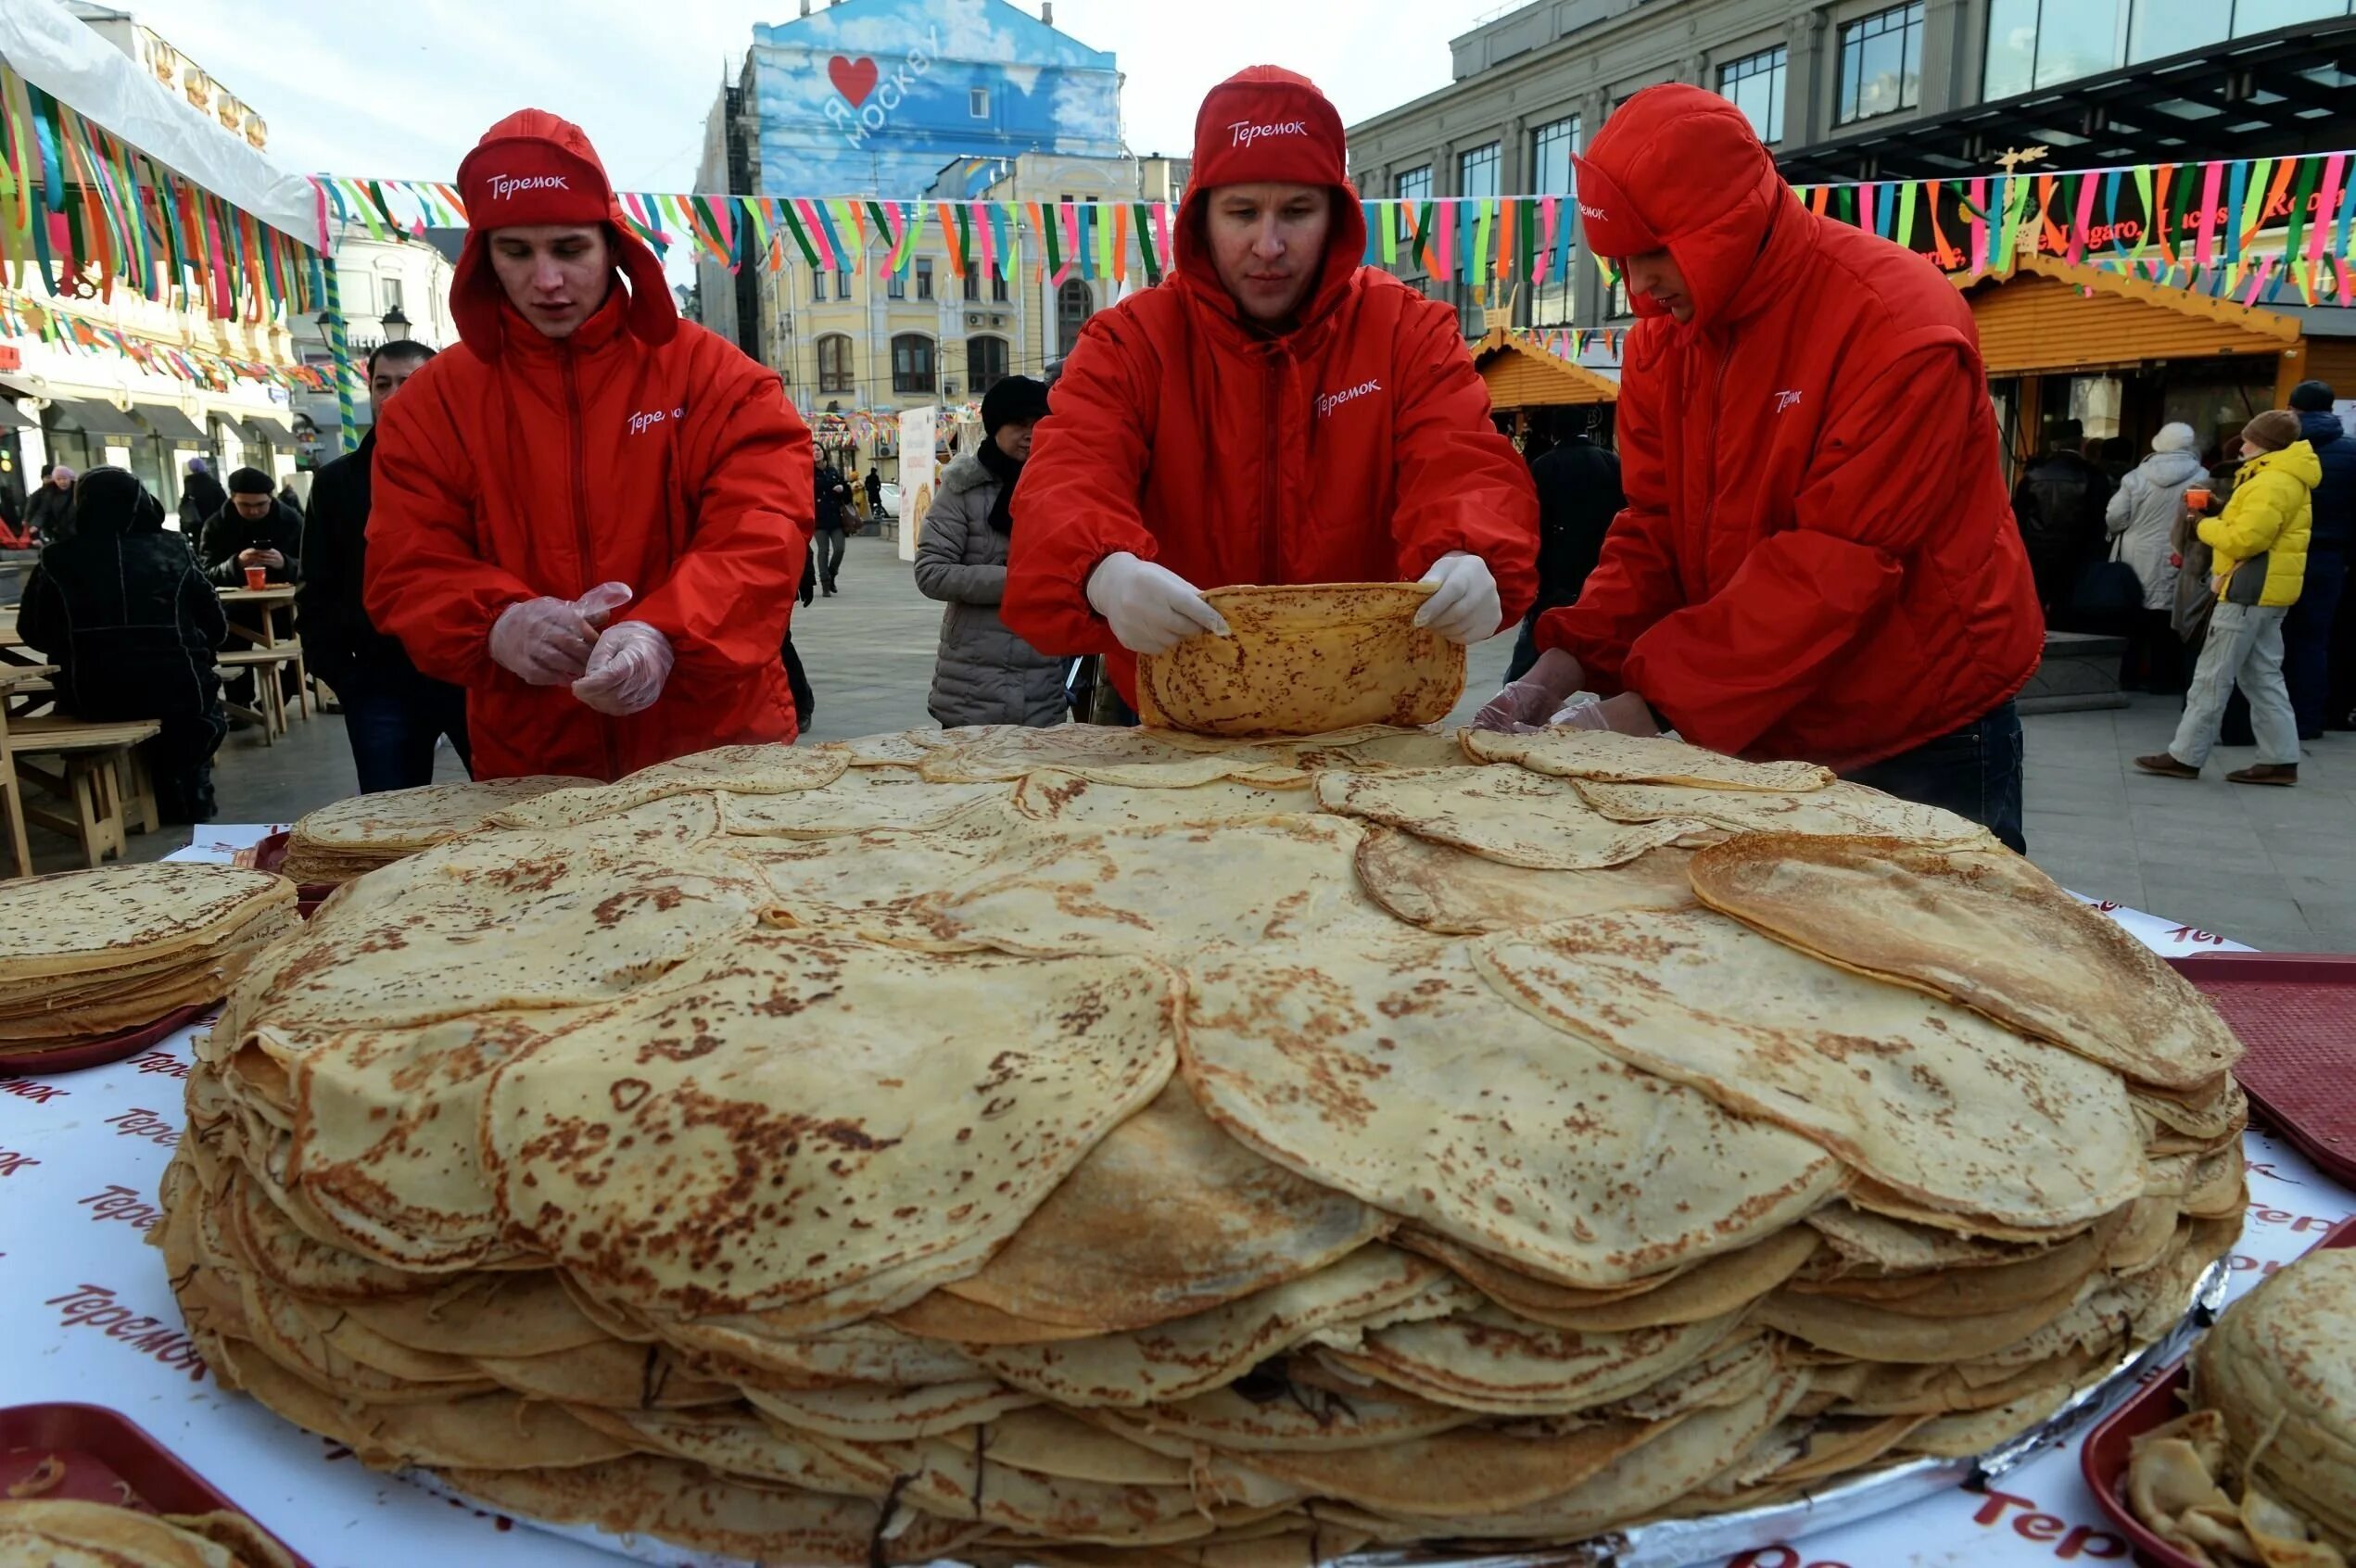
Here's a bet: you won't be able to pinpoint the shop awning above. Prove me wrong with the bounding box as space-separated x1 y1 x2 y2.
1779 18 2356 183
1955 255 2299 376
134 404 207 442
46 397 147 437
0 400 32 431
241 411 295 447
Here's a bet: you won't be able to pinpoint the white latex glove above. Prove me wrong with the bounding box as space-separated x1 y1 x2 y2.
1473 647 1584 733
1553 689 1660 737
489 581 633 687
1413 551 1501 645
572 620 676 716
1084 551 1229 655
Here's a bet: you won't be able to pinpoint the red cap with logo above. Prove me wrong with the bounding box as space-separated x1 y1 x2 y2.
1565 153 1663 259
450 108 677 356
1187 66 1351 195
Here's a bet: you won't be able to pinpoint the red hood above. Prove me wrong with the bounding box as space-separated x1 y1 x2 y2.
451 108 678 358
1172 66 1366 336
1573 84 1798 332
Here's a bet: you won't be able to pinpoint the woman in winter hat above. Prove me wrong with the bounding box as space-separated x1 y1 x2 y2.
916 376 1066 728
2105 422 2203 693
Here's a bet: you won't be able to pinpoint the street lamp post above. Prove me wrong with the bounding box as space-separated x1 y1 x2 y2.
381 304 411 341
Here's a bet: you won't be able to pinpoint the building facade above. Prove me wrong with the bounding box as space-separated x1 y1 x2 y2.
696 0 1124 364
286 223 459 469
1349 0 2356 335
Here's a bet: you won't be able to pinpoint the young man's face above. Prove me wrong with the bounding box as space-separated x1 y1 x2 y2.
488 224 613 338
1622 247 1693 322
369 352 429 416
1206 183 1331 327
232 492 273 521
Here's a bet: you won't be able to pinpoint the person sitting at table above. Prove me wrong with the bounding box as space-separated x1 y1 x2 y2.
198 467 302 710
18 468 229 824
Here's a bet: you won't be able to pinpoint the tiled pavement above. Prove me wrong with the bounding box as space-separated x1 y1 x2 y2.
68 533 2356 954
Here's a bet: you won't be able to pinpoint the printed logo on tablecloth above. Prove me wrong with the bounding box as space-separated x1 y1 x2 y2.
78 1184 165 1229
0 1146 37 1174
44 1284 208 1381
0 1075 68 1104
102 1107 179 1147
129 1051 189 1080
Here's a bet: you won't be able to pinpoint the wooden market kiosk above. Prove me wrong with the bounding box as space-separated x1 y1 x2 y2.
1472 326 1620 446
1957 253 2356 482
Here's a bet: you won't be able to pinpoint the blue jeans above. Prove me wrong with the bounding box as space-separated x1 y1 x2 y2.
342 678 470 794
1843 698 2027 854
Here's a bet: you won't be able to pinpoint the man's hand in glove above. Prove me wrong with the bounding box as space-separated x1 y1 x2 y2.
573 621 677 716
1554 690 1660 736
1473 646 1585 732
1413 551 1502 645
1085 551 1229 655
488 581 633 687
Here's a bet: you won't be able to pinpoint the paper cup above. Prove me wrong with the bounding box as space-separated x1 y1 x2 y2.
244 566 268 590
2185 487 2211 511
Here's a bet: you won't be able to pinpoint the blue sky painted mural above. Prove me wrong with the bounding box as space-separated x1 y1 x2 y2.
751 0 1123 197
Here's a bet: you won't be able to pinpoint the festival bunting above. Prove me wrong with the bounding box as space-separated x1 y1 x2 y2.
301 145 2356 316
0 68 324 326
0 286 330 393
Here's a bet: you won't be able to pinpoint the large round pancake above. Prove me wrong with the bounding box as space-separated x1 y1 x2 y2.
1012 769 1316 829
1461 729 1835 791
482 930 1177 1315
1332 1304 1748 1415
722 768 1011 837
1314 767 1705 871
289 776 587 854
486 743 851 830
1178 937 1843 1288
1134 583 1463 738
1686 834 2240 1091
1351 827 1697 934
941 1081 1386 1332
918 726 1304 788
1476 909 2148 1230
2192 1249 2356 1544
1573 778 1994 845
0 861 292 980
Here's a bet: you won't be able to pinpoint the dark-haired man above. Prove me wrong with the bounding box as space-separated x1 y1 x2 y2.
198 466 302 587
301 341 471 792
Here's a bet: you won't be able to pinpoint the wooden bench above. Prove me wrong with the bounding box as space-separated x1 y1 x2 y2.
8 715 161 867
217 646 303 743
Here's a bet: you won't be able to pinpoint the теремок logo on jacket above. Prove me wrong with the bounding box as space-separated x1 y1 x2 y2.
1317 379 1383 419
628 407 687 436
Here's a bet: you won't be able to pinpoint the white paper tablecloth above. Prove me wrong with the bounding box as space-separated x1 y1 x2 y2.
0 829 2343 1568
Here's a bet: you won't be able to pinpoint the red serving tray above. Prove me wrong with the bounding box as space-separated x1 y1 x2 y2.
2168 953 2356 1188
0 1000 212 1075
2081 1217 2356 1568
246 829 334 918
0 1402 310 1564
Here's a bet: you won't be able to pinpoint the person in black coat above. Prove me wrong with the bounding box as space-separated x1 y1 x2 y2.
18 468 228 823
22 465 73 544
197 467 302 587
813 461 853 596
2222 382 2356 745
177 458 227 534
1505 415 1626 682
298 342 470 792
2011 418 2114 625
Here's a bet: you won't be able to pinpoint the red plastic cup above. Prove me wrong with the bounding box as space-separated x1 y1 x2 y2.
243 565 268 590
2185 487 2212 512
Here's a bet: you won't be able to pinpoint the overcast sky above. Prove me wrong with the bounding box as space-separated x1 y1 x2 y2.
129 0 1501 193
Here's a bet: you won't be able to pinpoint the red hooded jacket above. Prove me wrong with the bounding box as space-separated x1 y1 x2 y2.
1001 67 1537 703
365 110 812 782
1540 87 2041 771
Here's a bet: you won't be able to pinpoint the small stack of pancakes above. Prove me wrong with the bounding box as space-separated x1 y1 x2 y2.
0 1500 297 1566
156 726 2247 1565
0 864 296 1056
277 777 587 885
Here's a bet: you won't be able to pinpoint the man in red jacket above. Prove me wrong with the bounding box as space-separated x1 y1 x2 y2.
1002 67 1537 706
1476 86 2042 851
366 110 812 782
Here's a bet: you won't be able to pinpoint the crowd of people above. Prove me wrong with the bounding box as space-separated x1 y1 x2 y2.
8 70 2348 854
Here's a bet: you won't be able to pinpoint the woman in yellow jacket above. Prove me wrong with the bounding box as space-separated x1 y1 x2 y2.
2139 409 2316 786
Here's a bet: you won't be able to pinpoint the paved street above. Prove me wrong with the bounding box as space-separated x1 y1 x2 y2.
68 530 2355 953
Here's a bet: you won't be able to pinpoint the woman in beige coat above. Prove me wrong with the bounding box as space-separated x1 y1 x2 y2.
915 377 1067 727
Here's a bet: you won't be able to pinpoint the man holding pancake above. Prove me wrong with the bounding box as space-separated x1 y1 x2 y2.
1475 86 2042 853
366 110 813 782
1002 67 1539 714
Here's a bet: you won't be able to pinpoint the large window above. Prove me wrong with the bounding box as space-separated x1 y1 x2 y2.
969 335 1008 396
1457 143 1501 200
1530 116 1580 329
817 334 854 395
1057 279 1094 360
915 259 935 301
963 268 980 302
1979 0 2341 95
887 268 906 300
813 268 830 302
1395 166 1433 203
892 334 935 395
1718 47 1786 144
1838 5 1923 123
991 269 1008 304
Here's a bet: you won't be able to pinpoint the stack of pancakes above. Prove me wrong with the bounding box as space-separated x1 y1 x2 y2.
0 1499 297 1566
278 777 587 886
0 864 296 1056
156 726 2246 1565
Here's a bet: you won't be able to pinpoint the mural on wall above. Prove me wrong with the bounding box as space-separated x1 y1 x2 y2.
751 0 1121 197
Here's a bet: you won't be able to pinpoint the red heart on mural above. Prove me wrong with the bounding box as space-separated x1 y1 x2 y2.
829 56 879 107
